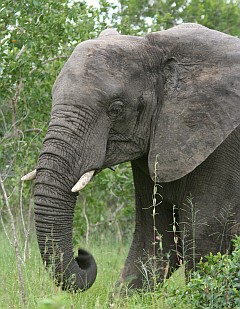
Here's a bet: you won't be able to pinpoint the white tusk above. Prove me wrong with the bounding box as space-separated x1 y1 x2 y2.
21 169 37 181
71 170 95 192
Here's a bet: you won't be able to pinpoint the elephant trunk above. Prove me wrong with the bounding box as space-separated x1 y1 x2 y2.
34 110 102 290
34 178 97 290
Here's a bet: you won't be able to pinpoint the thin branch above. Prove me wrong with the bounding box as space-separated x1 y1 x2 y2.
0 175 26 308
30 55 68 74
1 134 23 182
42 55 68 65
0 108 7 132
0 212 13 246
83 198 89 244
12 108 29 129
16 45 26 60
112 203 124 217
25 128 43 133
20 181 26 235
10 79 24 137
23 185 33 261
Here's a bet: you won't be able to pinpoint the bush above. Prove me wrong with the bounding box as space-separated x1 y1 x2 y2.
168 236 240 308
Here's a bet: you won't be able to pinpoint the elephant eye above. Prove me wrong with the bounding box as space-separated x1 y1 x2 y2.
108 101 124 118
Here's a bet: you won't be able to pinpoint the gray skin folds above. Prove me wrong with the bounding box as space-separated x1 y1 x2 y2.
32 24 240 291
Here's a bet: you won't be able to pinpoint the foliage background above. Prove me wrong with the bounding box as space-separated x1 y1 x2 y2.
0 1 240 307
1 0 240 242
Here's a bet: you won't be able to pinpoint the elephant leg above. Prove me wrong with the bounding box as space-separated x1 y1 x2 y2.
178 193 240 275
177 127 240 273
119 156 181 289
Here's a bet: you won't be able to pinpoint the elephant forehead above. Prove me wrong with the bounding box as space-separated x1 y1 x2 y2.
54 61 125 99
53 41 146 101
70 38 145 73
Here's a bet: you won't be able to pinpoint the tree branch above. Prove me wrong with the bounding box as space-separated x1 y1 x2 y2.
0 175 26 308
30 55 68 74
42 55 68 65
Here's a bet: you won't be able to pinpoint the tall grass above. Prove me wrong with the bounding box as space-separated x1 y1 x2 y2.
2 227 239 308
0 228 187 309
0 230 126 308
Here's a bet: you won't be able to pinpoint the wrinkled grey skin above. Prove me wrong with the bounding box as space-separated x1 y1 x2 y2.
34 24 240 291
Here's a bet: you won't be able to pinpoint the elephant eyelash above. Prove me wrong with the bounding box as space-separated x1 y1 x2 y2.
107 100 125 118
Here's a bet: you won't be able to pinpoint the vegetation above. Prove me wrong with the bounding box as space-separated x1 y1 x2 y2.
167 236 240 308
0 230 129 309
1 231 239 308
113 0 240 35
1 0 240 308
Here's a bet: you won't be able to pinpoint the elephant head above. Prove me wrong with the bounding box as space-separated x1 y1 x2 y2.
23 24 240 290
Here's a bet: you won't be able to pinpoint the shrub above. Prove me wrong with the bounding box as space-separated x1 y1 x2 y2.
168 236 240 308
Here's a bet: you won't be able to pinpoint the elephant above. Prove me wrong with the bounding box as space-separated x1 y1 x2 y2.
22 23 240 291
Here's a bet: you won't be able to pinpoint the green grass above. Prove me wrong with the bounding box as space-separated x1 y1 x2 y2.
0 230 186 309
3 228 239 308
0 231 125 308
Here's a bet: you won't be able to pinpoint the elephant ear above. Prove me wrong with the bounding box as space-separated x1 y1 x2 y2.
146 24 240 182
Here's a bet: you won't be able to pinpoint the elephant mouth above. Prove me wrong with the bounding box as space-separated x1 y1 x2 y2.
103 132 147 168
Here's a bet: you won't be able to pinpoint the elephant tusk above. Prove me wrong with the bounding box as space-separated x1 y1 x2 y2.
21 169 37 181
71 170 95 192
